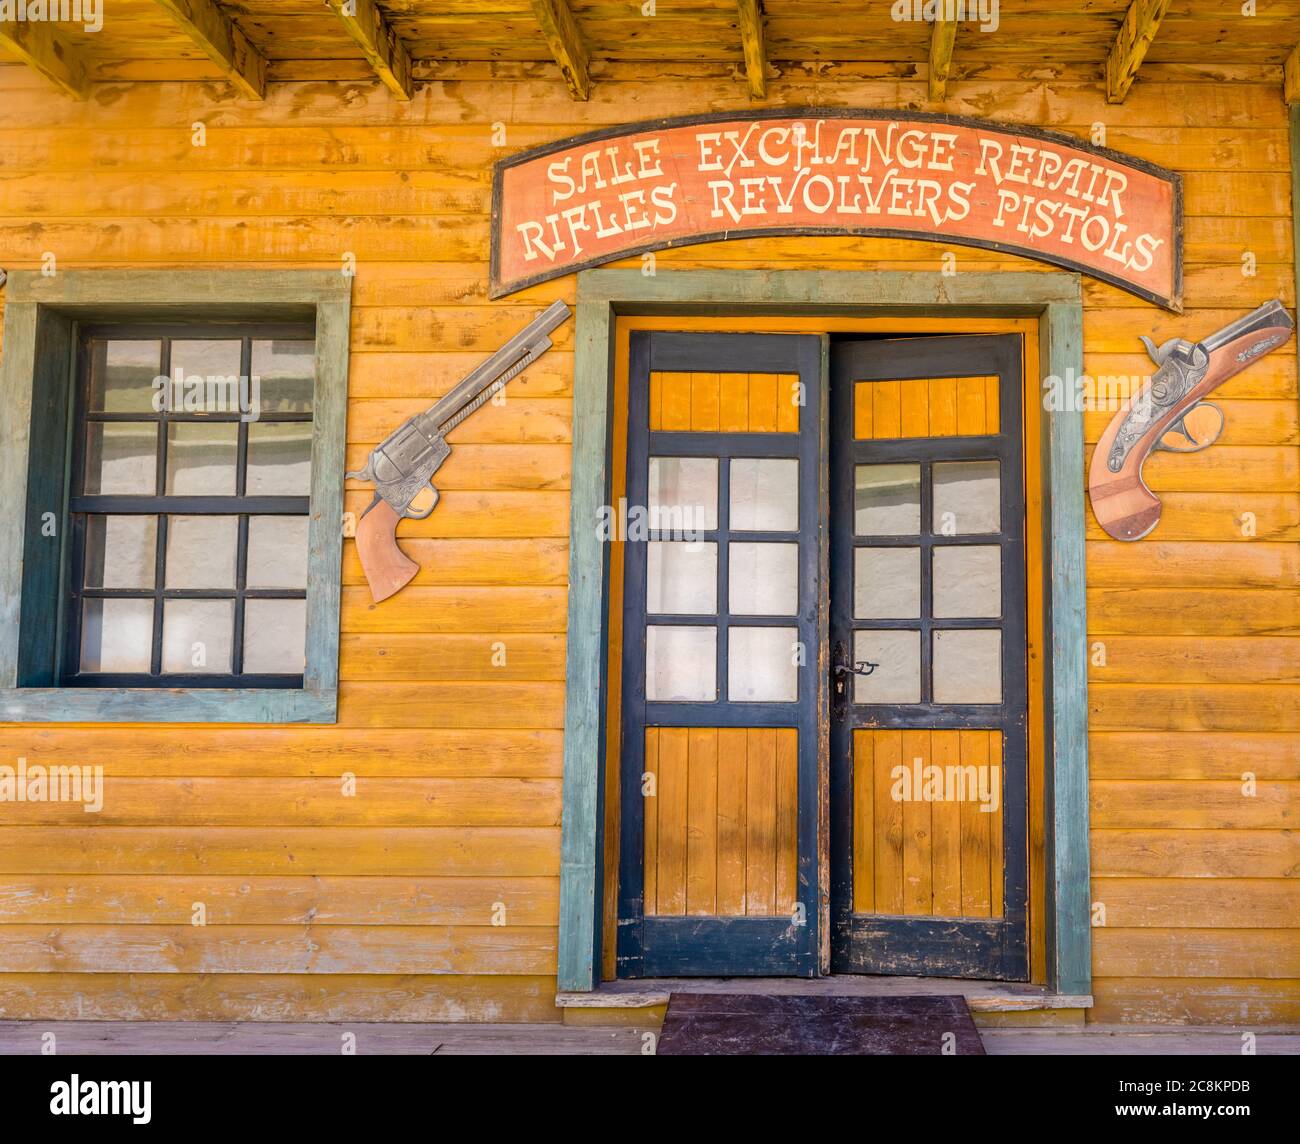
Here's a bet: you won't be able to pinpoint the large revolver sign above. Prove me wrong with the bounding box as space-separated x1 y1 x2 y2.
491 110 1182 309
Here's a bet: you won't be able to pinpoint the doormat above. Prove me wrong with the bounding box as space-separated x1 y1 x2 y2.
655 993 985 1055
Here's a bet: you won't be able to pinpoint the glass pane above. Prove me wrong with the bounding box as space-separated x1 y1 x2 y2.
729 458 798 531
162 599 234 674
84 515 156 589
244 599 307 673
165 515 237 588
88 340 161 413
79 598 153 673
852 629 921 703
933 629 1002 703
247 423 312 496
645 625 716 701
855 463 920 536
648 456 717 533
647 541 717 615
933 545 1002 618
167 340 245 416
933 461 1000 535
166 422 238 495
252 339 315 414
728 542 798 615
854 546 920 619
247 515 310 589
84 422 157 494
728 626 799 702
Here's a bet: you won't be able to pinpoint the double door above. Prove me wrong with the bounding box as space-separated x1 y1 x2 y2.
616 330 1028 980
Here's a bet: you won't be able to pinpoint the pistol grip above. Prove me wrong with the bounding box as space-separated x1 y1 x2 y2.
355 498 419 603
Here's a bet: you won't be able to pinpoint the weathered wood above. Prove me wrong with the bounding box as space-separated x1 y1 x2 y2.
928 14 957 103
150 0 266 101
737 0 767 100
0 20 87 99
1106 0 1171 104
1285 45 1300 105
531 0 590 101
325 0 413 101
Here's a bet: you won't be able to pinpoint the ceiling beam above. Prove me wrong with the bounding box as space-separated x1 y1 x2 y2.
152 0 266 100
737 0 767 100
1285 44 1300 105
928 15 957 103
326 0 413 101
1105 0 1170 104
0 20 88 99
531 0 590 101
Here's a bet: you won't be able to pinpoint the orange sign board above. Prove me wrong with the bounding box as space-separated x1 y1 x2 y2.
491 111 1182 309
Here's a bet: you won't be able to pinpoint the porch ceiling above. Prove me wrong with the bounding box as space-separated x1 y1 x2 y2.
1 0 1299 103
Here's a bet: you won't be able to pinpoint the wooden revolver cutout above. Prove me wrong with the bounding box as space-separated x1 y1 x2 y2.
1088 300 1294 541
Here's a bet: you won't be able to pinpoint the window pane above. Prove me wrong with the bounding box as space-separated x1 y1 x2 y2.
728 542 798 615
728 626 799 702
647 541 716 615
80 598 154 673
645 625 716 701
252 339 315 414
162 599 234 673
165 515 237 589
855 463 920 536
247 515 310 589
244 599 307 673
167 340 244 416
852 629 920 703
88 340 161 413
84 515 156 589
166 422 238 495
933 546 1002 618
933 629 1002 703
729 458 798 531
247 422 312 496
84 422 157 494
854 546 920 619
933 461 1000 535
648 456 717 533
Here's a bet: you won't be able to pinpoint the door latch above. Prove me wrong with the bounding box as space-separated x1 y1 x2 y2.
833 659 879 698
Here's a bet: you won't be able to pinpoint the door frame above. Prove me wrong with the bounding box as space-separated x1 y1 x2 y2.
558 269 1090 999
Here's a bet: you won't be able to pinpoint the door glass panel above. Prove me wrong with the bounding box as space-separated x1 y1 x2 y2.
247 515 310 589
169 341 243 413
728 542 798 615
933 461 1000 535
932 545 1002 618
648 456 718 532
244 599 307 673
933 629 1002 703
647 541 717 614
646 625 716 701
84 422 157 494
729 458 798 531
166 422 238 495
251 339 315 414
728 626 799 702
88 340 161 413
80 598 154 672
854 546 920 618
84 515 157 589
852 629 920 703
162 599 235 673
165 515 238 588
247 422 312 495
854 463 920 535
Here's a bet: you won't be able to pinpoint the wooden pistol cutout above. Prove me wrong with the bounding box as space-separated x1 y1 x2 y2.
348 300 571 601
1088 300 1294 541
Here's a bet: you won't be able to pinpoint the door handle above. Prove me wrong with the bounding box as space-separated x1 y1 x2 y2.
832 656 878 700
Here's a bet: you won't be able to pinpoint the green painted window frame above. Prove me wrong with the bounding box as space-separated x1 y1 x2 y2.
0 270 352 723
559 268 1091 997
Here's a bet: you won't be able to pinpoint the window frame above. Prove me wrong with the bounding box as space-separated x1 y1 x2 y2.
0 270 351 723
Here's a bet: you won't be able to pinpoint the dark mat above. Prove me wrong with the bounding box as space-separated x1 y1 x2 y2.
655 993 986 1056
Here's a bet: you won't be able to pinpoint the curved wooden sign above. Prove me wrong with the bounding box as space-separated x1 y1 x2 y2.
491 110 1182 310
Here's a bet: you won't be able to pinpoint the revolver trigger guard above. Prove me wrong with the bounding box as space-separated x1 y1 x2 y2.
402 484 440 520
1153 401 1224 455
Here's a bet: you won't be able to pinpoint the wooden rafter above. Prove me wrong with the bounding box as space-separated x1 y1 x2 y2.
1105 0 1170 104
152 0 266 101
0 19 88 99
928 15 957 103
1285 44 1300 105
531 0 590 102
325 0 413 102
737 0 767 101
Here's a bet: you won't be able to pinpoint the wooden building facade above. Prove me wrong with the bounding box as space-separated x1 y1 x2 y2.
0 1 1297 1028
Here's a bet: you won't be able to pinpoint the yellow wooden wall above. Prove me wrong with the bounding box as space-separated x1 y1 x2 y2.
0 59 1295 1024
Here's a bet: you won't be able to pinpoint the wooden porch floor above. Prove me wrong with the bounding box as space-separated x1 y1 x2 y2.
0 1021 1297 1055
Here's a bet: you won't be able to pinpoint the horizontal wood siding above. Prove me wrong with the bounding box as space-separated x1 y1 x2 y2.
0 61 1294 1023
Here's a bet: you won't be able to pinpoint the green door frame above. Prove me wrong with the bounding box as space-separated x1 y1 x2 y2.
558 268 1090 997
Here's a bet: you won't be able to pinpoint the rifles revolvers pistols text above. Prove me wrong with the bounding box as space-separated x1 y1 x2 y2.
348 299 572 601
1088 300 1294 541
